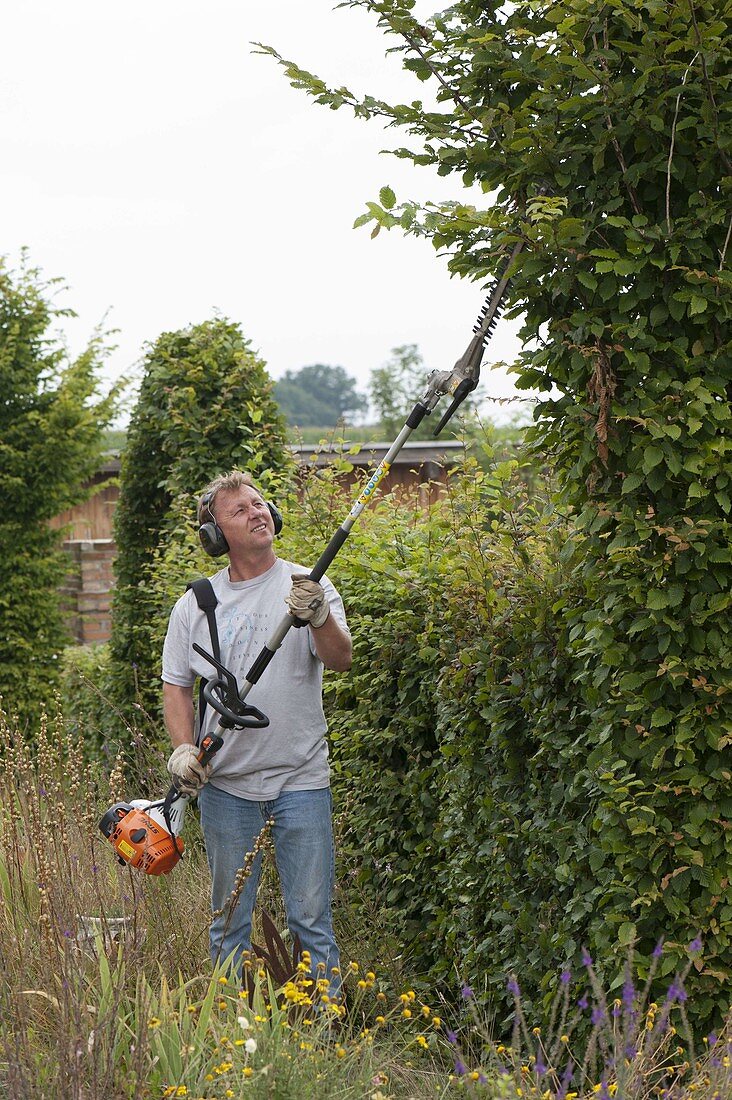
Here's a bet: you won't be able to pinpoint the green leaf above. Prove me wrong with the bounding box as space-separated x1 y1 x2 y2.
379 185 396 210
642 446 664 473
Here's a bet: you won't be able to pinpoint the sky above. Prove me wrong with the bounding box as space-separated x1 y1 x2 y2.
1 0 532 423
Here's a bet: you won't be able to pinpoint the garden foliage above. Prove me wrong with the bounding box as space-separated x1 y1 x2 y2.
259 0 732 1031
0 256 117 725
109 318 289 724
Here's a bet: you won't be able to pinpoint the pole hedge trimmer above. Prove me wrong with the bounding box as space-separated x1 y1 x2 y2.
99 241 523 875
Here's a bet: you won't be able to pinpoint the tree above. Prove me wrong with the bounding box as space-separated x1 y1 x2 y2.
263 0 732 1024
109 318 290 723
369 342 479 439
274 363 368 427
0 257 118 725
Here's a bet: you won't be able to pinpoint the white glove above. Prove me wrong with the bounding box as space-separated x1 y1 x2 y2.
285 574 331 629
167 743 212 797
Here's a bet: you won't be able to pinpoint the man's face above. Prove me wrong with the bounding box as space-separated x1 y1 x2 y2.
214 485 275 554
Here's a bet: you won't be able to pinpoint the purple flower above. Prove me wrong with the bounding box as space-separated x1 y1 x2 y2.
454 1060 467 1076
461 983 474 1000
578 996 589 1010
612 1003 622 1018
478 1074 487 1085
446 1030 457 1044
581 949 593 967
535 1059 546 1076
591 1007 605 1025
708 1032 718 1047
623 979 635 1009
689 937 703 953
507 978 520 997
653 940 664 958
625 1044 637 1059
560 969 572 984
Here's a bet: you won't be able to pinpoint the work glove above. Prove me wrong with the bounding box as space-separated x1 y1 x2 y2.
167 743 212 797
285 573 330 629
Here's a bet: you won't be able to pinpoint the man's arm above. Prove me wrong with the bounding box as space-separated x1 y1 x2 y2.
163 681 196 746
310 613 352 672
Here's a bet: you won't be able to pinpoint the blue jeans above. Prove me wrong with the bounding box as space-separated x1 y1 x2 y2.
197 784 340 982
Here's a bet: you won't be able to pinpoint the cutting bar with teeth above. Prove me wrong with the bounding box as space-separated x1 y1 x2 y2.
240 240 524 704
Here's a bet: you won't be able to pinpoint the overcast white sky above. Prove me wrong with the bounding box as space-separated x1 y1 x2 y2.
1 0 532 422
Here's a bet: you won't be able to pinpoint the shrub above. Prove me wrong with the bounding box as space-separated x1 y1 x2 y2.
109 318 290 726
0 256 118 726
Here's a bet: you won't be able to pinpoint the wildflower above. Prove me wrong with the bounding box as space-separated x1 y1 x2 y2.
560 1035 569 1044
349 961 359 973
417 1035 428 1049
507 977 520 997
461 982 474 999
591 1007 604 1025
242 1067 253 1078
218 976 228 984
335 1046 346 1058
454 1060 467 1076
237 1015 251 1030
402 1009 412 1018
653 940 664 958
469 1072 480 1081
366 971 376 981
375 1015 385 1025
581 949 593 967
432 1016 442 1027
446 1030 458 1043
689 937 703 953
244 1038 257 1054
533 1027 541 1036
148 1017 161 1029
560 969 572 984
578 997 589 1010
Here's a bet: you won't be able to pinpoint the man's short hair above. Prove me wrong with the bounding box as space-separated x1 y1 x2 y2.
197 470 263 525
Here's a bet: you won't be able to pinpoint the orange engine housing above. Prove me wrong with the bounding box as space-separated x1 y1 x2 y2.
106 805 184 875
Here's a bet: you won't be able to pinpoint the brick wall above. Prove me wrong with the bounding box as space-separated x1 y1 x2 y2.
61 539 115 645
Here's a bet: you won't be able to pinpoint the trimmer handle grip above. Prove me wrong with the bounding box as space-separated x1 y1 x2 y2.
197 731 224 766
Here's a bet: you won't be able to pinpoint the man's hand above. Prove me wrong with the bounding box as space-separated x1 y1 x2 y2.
285 573 331 628
167 743 212 797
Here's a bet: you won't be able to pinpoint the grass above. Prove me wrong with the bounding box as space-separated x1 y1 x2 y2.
1 705 730 1099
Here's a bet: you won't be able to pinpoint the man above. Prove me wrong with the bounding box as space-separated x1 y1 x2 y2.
161 469 352 982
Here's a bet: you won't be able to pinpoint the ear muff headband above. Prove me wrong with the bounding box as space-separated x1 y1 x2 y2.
198 491 283 558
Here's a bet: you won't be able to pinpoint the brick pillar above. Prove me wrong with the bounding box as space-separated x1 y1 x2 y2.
61 539 116 645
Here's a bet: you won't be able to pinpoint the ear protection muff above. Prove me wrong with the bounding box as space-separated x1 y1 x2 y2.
198 492 283 558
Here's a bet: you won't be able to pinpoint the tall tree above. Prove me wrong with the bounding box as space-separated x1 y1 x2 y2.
0 256 118 725
263 0 732 1020
109 318 290 723
274 363 368 427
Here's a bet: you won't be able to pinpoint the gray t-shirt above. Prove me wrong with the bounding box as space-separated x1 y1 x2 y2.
161 558 349 801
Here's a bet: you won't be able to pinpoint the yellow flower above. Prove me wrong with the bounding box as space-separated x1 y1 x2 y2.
358 980 367 989
218 1000 227 1009
366 971 376 981
532 1027 541 1036
218 976 228 984
402 1009 412 1019
417 1035 428 1049
421 1005 431 1017
148 1017 161 1028
469 1072 480 1082
243 1066 253 1078
432 1017 442 1028
349 961 359 973
376 992 386 1002
376 1016 386 1025
336 1046 346 1058
560 1034 569 1044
